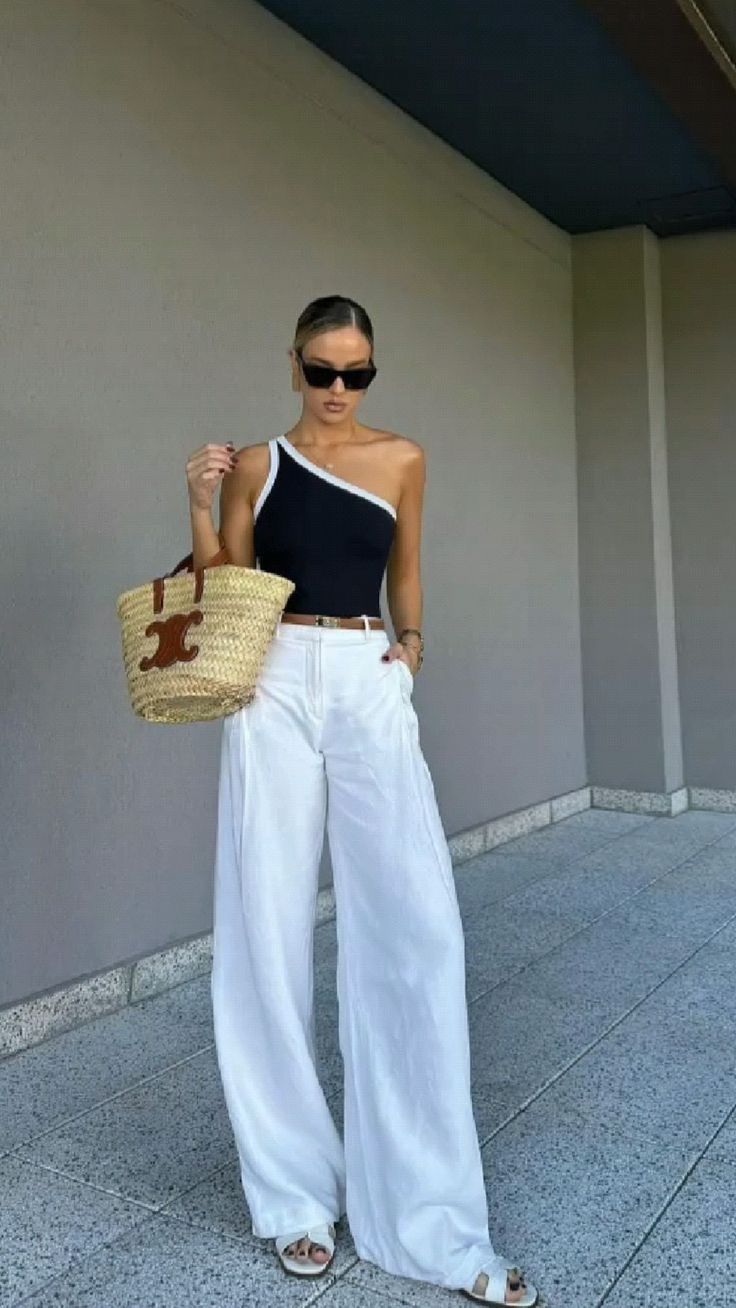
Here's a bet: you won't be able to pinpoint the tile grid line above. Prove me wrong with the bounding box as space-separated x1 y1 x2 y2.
594 1096 736 1308
8 1193 353 1308
3 1044 216 1162
466 815 736 1014
311 810 658 937
476 904 736 1150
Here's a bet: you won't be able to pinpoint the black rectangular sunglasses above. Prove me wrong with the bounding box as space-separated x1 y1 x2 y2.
296 349 377 391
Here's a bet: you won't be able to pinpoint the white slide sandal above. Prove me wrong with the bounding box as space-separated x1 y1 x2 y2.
274 1221 337 1277
459 1252 538 1305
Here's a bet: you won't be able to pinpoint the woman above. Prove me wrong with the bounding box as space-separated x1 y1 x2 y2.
185 295 538 1306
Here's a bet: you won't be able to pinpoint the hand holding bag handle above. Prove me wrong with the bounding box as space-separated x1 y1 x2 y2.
152 532 232 615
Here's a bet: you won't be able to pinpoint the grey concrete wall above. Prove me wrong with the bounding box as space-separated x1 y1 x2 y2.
660 230 736 787
573 228 684 795
1 0 583 1008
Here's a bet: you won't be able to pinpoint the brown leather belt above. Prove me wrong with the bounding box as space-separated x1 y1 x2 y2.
280 613 386 630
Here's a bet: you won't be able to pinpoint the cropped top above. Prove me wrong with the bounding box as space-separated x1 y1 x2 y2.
252 434 397 617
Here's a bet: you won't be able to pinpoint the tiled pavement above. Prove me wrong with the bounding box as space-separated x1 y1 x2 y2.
2 807 736 1306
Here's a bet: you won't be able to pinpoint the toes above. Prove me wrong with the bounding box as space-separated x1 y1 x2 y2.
286 1237 328 1262
472 1265 529 1302
506 1268 527 1301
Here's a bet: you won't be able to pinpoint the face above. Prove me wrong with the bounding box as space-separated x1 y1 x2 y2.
289 326 374 423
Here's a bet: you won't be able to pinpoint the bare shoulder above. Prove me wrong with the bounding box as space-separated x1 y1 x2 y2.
230 438 273 481
371 427 425 468
376 430 426 497
230 437 271 467
221 439 271 515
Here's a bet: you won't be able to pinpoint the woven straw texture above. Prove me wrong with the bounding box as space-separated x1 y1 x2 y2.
117 564 295 724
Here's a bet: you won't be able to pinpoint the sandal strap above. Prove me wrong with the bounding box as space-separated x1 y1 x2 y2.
468 1252 519 1301
275 1222 336 1257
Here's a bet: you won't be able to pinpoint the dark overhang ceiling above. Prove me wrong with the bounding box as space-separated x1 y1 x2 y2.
255 0 736 237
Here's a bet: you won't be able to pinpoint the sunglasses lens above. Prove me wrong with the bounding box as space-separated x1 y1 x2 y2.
302 363 336 388
343 367 376 390
299 359 377 390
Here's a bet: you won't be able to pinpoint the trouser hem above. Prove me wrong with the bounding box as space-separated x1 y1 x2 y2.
443 1241 503 1291
251 1207 343 1240
352 1239 499 1292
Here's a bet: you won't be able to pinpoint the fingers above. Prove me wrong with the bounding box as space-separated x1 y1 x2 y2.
186 442 238 475
185 444 241 513
186 444 240 502
381 643 408 664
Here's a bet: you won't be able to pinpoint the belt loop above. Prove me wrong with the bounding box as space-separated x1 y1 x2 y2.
361 613 370 639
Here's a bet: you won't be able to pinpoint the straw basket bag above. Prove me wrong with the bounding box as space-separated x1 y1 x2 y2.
116 534 295 724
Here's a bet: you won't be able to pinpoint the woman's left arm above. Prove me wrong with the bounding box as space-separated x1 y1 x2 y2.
385 439 426 674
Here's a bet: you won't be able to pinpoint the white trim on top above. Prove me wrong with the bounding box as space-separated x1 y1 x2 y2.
253 438 279 522
277 434 397 520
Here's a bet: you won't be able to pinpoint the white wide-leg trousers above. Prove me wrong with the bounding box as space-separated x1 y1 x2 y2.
210 618 499 1290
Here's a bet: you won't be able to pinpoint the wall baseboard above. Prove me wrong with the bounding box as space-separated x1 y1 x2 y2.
688 787 736 813
4 780 732 1061
591 785 689 816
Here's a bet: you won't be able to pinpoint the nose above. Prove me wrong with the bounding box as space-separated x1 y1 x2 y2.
330 377 346 394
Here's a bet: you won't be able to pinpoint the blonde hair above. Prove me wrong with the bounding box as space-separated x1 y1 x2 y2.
293 294 374 356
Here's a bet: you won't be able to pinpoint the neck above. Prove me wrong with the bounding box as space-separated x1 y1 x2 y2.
289 416 359 447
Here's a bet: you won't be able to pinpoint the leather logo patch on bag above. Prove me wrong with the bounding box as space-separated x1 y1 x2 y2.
139 610 204 670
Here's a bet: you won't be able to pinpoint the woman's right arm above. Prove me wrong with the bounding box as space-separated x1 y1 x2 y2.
186 441 263 568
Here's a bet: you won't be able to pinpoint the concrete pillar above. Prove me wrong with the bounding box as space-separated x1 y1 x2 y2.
573 226 684 803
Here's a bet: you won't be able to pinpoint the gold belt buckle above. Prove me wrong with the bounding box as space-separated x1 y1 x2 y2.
314 614 341 627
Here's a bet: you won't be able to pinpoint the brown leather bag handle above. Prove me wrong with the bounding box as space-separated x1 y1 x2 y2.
152 533 231 614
